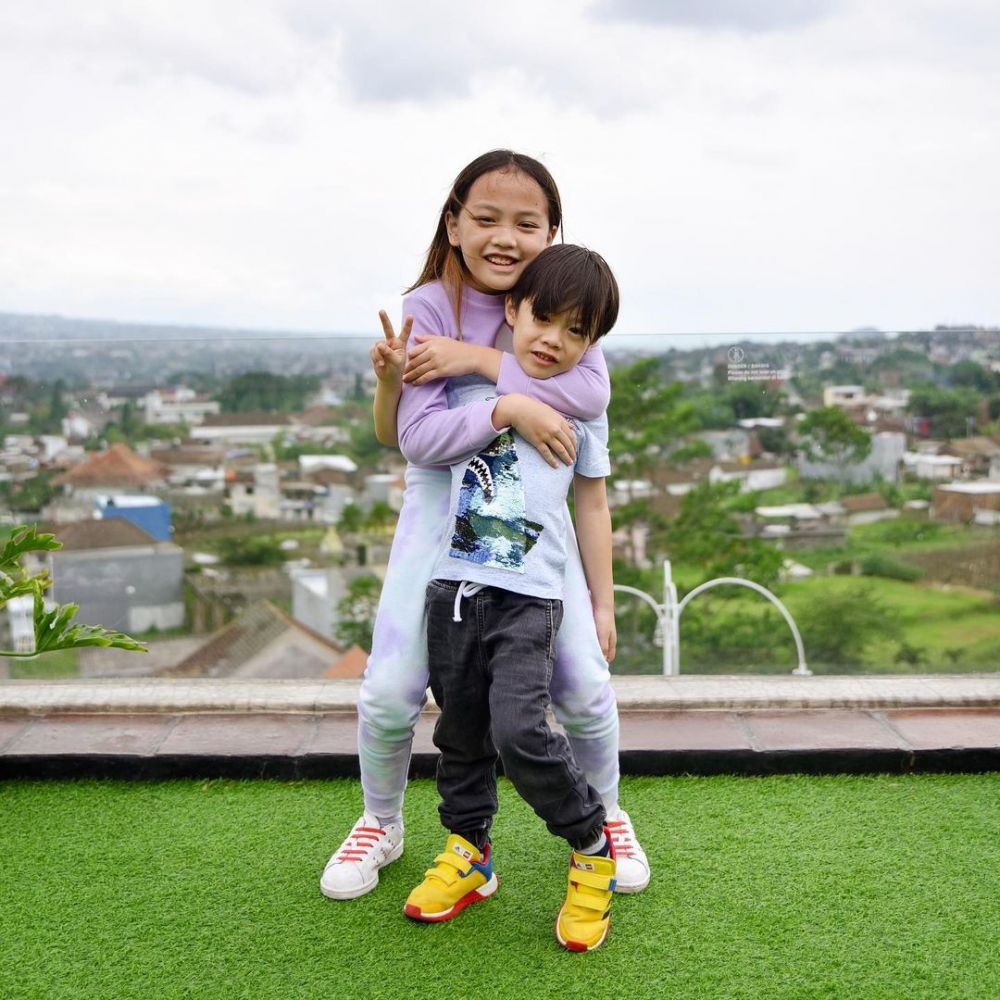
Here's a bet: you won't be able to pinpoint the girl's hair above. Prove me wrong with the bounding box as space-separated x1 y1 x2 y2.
507 244 619 343
406 150 563 331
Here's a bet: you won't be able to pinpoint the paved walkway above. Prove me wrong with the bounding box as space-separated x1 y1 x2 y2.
2 675 998 779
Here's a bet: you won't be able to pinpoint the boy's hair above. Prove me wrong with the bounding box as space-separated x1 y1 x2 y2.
507 244 619 342
406 149 563 332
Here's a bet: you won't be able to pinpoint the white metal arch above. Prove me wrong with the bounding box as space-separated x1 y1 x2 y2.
612 561 810 676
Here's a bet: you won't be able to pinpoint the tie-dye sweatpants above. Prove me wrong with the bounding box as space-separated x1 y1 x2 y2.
356 465 621 820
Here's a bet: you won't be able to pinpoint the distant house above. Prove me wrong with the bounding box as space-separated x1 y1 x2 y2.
905 452 964 481
226 463 280 519
191 412 291 447
797 430 906 484
324 645 369 678
163 599 343 678
150 445 227 491
46 443 170 522
143 387 220 426
47 518 183 633
95 494 172 541
692 429 753 462
822 385 867 408
292 406 351 445
932 482 1000 525
945 437 1000 479
840 492 898 526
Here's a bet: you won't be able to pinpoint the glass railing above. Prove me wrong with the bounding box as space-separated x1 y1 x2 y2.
1 323 997 680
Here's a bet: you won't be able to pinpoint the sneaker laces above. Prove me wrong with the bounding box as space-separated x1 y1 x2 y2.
452 581 484 622
606 815 637 859
334 820 387 864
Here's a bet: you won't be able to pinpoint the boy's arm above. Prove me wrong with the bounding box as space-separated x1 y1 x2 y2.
370 311 411 447
573 473 616 662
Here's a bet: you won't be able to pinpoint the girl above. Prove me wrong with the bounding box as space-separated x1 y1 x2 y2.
320 150 649 900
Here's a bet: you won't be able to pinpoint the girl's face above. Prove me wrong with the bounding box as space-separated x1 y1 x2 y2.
446 169 557 293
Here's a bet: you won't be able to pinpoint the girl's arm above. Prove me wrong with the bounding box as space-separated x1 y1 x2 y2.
573 473 616 662
371 311 411 446
403 335 611 422
497 344 610 421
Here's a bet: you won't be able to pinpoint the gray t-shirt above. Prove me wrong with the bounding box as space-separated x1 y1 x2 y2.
431 373 610 600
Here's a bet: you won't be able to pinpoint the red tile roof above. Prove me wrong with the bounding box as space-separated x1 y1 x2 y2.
53 443 169 487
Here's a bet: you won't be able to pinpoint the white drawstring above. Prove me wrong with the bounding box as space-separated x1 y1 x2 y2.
452 581 485 622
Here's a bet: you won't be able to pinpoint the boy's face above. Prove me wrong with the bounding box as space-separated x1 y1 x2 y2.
504 298 591 380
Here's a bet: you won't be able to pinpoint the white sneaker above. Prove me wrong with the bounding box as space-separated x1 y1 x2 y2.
606 808 650 893
320 812 404 900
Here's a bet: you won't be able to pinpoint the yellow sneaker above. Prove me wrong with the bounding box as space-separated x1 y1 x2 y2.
403 834 498 923
555 843 616 952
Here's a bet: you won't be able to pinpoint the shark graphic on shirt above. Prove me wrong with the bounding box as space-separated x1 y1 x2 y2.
449 432 543 572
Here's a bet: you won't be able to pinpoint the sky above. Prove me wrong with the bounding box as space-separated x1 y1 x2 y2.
1 0 999 346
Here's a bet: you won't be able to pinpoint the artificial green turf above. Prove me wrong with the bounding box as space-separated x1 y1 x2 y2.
2 775 997 1000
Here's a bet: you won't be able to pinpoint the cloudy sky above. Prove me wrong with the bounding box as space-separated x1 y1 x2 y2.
1 0 998 344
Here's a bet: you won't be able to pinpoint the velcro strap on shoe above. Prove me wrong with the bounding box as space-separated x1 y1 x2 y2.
570 868 615 893
432 851 470 875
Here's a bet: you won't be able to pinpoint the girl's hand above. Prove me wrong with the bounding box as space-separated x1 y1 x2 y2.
592 605 617 663
403 335 500 385
371 310 412 385
494 394 576 468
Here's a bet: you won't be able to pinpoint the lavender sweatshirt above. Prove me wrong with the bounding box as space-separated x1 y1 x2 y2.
396 280 611 469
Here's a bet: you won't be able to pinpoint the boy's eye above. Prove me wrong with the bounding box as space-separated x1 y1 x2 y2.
519 221 540 230
534 312 550 323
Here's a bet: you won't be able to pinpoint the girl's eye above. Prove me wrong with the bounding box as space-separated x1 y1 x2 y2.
535 313 550 323
476 216 495 224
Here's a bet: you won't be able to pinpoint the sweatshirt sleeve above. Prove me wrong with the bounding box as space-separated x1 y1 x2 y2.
495 342 610 420
395 295 505 468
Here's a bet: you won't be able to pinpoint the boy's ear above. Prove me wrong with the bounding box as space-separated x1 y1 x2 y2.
504 295 517 327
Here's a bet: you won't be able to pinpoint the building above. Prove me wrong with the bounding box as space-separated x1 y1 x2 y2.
932 482 1000 524
164 599 343 678
47 519 184 634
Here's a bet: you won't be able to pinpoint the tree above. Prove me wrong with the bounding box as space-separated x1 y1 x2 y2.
337 502 364 535
796 407 871 481
667 481 783 589
792 583 901 673
218 372 320 413
335 573 382 650
906 383 983 439
215 536 283 567
608 357 698 495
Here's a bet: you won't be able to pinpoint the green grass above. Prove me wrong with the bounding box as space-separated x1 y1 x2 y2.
1 776 998 999
4 647 79 678
781 576 1000 671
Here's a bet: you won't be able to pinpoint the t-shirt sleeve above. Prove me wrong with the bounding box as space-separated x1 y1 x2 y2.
573 413 611 479
495 343 610 420
396 293 504 467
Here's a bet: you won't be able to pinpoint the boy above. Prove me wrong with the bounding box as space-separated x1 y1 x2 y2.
404 245 621 952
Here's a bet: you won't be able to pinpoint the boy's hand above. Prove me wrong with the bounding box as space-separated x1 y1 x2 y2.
403 335 500 384
494 394 576 468
372 311 412 385
593 605 617 662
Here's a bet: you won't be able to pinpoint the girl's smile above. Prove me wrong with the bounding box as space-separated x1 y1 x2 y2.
446 169 556 293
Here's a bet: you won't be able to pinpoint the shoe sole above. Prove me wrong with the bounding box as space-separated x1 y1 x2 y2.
403 873 499 923
320 840 405 900
613 872 650 894
554 901 610 953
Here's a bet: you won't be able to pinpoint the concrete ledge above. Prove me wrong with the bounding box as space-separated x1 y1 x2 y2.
2 674 999 715
1 706 998 780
